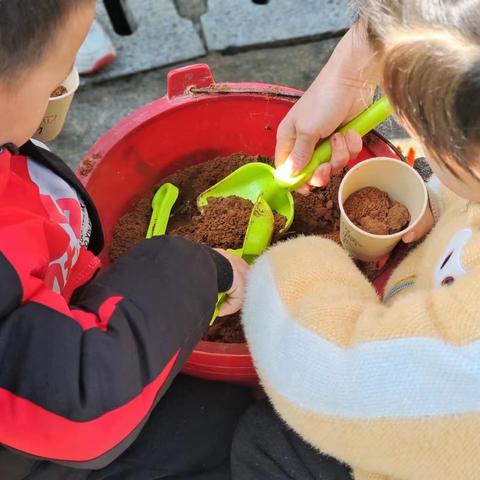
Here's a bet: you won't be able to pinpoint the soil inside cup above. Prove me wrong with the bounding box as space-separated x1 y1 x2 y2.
51 86 67 98
344 186 410 235
110 153 380 343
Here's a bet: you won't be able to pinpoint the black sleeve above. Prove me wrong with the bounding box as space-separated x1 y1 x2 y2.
206 247 234 292
0 235 232 469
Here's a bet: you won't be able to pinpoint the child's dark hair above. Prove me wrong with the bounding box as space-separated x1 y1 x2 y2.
0 0 93 80
354 0 480 179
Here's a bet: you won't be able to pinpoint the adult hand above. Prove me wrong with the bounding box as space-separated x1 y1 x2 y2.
275 80 364 191
275 23 380 192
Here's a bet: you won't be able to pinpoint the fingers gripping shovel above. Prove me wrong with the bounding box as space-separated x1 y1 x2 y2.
197 97 393 231
147 184 274 325
211 195 274 324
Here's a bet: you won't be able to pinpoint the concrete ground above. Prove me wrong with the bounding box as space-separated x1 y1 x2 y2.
52 36 405 168
84 0 351 84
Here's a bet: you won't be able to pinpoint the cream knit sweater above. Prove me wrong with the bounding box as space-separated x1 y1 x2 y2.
242 176 480 480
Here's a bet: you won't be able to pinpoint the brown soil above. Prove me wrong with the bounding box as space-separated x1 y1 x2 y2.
110 198 152 262
110 153 379 344
344 187 410 235
204 314 246 343
78 153 101 177
51 86 67 97
170 196 286 249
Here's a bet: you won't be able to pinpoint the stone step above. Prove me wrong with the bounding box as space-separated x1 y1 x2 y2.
82 0 206 85
201 0 351 51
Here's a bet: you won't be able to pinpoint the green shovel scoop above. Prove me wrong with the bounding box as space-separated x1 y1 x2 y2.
211 194 274 324
198 96 393 231
146 183 179 238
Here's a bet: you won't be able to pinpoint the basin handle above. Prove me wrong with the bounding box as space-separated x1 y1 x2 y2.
167 64 215 99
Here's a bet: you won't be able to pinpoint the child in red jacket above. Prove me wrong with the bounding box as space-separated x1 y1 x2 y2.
0 1 251 478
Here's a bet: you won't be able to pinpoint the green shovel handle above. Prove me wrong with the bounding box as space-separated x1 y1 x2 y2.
211 292 226 326
146 183 179 239
275 96 394 191
210 248 243 325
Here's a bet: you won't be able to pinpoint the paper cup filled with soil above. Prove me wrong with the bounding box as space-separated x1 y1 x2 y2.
339 157 428 261
34 67 80 142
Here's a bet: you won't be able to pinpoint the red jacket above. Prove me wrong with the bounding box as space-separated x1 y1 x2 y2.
0 142 232 469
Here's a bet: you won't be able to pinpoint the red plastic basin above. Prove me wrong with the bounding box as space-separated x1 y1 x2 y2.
78 64 398 386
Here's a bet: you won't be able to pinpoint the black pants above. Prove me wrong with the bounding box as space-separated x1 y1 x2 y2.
0 376 253 480
231 400 353 480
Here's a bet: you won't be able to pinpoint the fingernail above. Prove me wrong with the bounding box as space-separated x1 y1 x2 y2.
403 232 415 243
320 164 331 182
297 185 310 195
331 133 341 148
311 177 326 188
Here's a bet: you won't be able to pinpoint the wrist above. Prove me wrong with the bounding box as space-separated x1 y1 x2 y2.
320 22 380 90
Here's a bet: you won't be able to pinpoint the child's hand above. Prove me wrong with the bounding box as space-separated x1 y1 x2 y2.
215 249 249 316
402 205 434 243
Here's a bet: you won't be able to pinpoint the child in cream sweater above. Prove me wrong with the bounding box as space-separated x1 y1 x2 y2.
232 1 480 479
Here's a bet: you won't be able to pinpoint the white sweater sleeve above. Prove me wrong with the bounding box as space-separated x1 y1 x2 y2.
426 174 445 223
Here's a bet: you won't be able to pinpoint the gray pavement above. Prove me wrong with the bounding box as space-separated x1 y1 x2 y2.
82 0 351 84
201 0 351 51
86 0 206 84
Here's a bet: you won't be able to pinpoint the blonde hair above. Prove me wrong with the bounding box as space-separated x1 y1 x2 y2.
354 0 480 178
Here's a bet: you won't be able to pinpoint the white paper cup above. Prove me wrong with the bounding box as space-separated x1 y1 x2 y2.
33 67 80 142
338 157 428 261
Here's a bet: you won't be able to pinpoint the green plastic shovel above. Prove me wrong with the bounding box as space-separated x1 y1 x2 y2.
146 183 179 238
211 194 274 324
230 194 275 265
146 183 273 325
198 96 393 231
